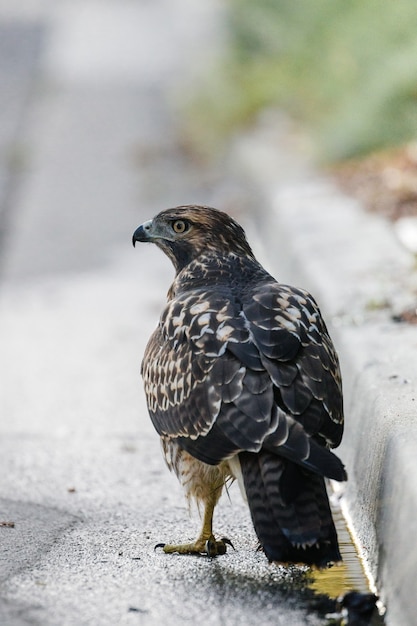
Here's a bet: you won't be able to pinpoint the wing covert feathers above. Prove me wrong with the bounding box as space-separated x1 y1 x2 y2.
142 280 345 479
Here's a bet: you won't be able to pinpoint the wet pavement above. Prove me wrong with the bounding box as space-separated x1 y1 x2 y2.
0 2 379 625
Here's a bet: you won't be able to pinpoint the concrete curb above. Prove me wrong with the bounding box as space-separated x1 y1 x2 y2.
234 112 417 626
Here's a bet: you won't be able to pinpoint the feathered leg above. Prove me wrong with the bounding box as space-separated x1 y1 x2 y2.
156 441 233 556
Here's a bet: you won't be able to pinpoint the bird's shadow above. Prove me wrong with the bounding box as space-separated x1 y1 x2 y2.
175 555 382 625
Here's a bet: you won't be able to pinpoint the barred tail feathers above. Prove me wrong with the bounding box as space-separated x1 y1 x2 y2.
239 450 342 567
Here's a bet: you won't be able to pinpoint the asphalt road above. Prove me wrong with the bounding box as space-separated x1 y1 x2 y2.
0 2 355 625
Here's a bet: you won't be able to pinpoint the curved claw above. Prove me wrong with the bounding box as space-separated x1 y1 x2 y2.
221 537 235 551
154 543 166 551
205 536 235 557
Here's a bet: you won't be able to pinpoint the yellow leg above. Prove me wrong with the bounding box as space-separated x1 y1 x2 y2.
155 491 233 557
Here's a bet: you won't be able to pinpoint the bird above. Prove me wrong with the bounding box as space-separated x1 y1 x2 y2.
132 205 346 567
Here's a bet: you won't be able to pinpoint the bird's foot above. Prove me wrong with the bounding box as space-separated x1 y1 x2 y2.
155 535 234 557
205 536 234 557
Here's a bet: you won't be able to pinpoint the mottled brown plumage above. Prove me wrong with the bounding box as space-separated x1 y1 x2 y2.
132 205 346 566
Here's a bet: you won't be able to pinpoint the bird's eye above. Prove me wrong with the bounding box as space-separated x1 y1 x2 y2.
172 220 188 234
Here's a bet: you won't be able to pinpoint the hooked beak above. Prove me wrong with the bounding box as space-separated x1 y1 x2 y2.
132 219 153 247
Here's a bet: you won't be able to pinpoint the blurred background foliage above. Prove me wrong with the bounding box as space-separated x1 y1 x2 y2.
185 0 417 163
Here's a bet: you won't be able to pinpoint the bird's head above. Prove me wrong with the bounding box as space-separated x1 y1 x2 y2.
132 205 255 273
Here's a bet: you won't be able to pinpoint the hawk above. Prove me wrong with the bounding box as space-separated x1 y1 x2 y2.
132 205 346 567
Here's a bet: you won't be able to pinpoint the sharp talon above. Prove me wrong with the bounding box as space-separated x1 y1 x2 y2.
221 537 235 551
154 543 166 551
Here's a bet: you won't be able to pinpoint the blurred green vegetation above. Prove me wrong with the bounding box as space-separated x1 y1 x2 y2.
186 0 417 162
